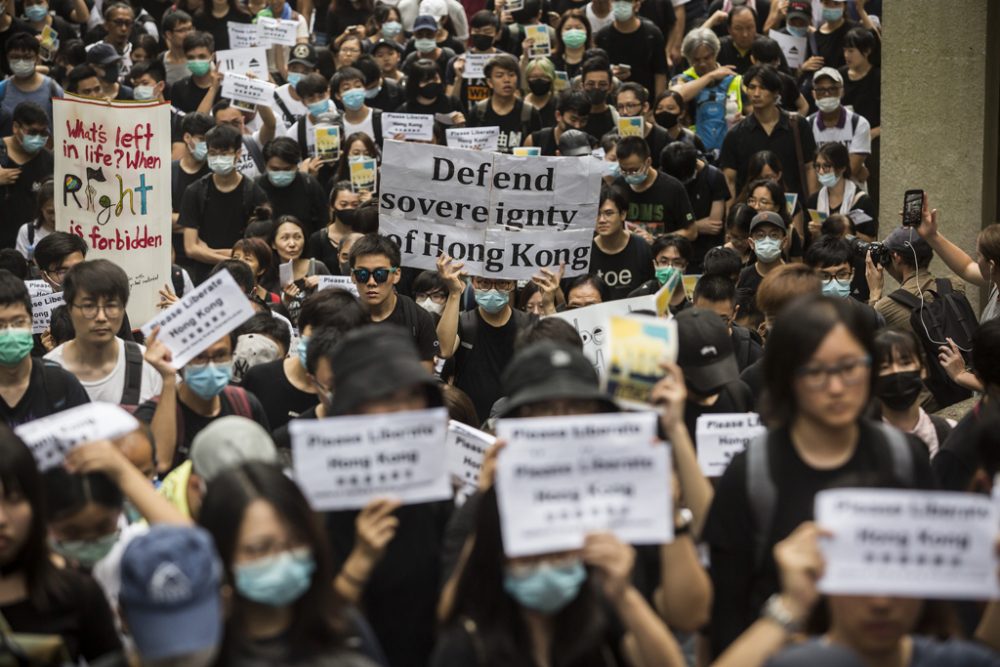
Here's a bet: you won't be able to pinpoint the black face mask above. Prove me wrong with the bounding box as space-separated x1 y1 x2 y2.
527 78 552 96
585 88 606 106
874 371 924 411
470 33 494 51
418 81 442 99
655 110 679 129
337 207 359 229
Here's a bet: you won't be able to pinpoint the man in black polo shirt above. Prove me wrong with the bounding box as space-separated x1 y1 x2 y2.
719 63 817 207
615 135 696 239
594 0 667 96
715 5 756 75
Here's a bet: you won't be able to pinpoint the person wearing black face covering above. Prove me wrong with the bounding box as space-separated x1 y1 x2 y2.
873 329 954 458
580 57 617 139
652 90 706 152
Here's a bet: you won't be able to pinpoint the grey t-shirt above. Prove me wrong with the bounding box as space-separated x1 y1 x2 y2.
0 75 63 124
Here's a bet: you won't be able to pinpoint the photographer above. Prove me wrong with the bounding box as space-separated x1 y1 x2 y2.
865 227 950 335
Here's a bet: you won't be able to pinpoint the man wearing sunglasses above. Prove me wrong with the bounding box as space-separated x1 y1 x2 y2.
348 234 439 372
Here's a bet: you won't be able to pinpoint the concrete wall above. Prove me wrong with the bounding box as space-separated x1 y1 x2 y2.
879 0 999 312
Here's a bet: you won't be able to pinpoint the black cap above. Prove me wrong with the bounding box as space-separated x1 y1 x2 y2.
329 325 440 415
558 129 595 157
676 307 739 395
883 226 932 265
371 39 404 56
749 210 786 234
87 43 123 66
498 342 617 417
288 43 317 68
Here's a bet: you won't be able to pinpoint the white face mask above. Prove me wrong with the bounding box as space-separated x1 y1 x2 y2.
815 96 840 113
417 297 443 315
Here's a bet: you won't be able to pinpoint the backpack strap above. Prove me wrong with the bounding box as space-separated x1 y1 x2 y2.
371 108 383 144
221 385 254 417
519 98 532 127
28 224 35 246
241 136 265 173
273 90 296 125
120 341 144 406
787 111 809 203
928 414 952 449
297 119 309 155
40 360 70 412
746 431 776 572
873 421 915 487
171 265 185 296
458 309 478 350
886 288 921 310
0 79 6 103
933 278 953 296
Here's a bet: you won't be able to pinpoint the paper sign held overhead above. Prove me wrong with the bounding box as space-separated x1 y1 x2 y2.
216 47 269 80
696 413 766 477
446 420 495 495
446 126 500 152
462 52 491 79
605 315 678 408
16 403 140 471
290 407 452 511
382 113 435 141
256 16 299 46
524 24 551 57
139 269 256 369
30 292 64 334
227 21 260 48
221 73 276 106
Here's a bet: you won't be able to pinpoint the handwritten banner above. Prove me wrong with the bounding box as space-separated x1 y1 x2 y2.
290 407 452 510
696 413 766 477
31 291 64 334
15 403 139 470
54 98 171 326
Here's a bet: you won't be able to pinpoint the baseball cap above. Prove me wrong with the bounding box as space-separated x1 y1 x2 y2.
498 342 617 417
558 129 595 157
119 525 223 662
787 0 811 21
419 0 448 18
813 66 843 86
189 416 278 482
371 39 405 56
676 307 739 395
749 210 787 234
86 43 123 66
329 325 441 415
232 333 282 383
413 14 438 33
289 42 317 68
883 226 932 265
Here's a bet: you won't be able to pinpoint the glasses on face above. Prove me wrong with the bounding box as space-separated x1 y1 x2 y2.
814 86 841 97
747 197 775 208
71 301 124 319
656 258 687 269
751 230 784 242
616 101 642 113
340 45 361 54
821 270 853 283
353 267 397 283
110 18 134 27
0 318 31 330
814 162 835 173
796 355 871 391
619 165 646 176
190 351 232 365
415 291 447 304
472 278 514 291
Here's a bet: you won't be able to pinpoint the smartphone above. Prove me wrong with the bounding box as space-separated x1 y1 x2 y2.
902 189 924 227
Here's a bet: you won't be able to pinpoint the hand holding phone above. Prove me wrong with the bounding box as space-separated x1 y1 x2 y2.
902 189 924 227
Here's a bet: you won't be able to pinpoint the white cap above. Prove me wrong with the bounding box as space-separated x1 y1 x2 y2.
812 67 843 85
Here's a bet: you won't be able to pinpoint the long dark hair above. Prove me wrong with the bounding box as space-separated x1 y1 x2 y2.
443 487 611 667
198 462 348 661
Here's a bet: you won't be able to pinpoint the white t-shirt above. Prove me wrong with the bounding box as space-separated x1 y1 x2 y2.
288 116 317 154
808 107 871 155
45 338 164 405
343 108 375 142
585 3 614 34
274 83 309 132
15 223 52 260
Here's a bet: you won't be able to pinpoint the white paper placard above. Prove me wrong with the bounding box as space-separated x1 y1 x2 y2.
548 295 657 376
496 411 659 446
25 279 52 298
462 52 492 79
31 291 64 334
256 16 299 46
496 415 672 557
696 413 767 477
315 275 359 296
139 269 255 369
815 488 1000 600
768 29 807 69
15 403 140 470
446 126 500 152
227 21 260 48
216 47 269 80
291 407 452 511
278 260 294 287
524 24 551 57
381 113 435 140
221 72 276 106
446 420 495 493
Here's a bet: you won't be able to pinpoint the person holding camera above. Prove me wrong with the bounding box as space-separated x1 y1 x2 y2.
864 227 950 334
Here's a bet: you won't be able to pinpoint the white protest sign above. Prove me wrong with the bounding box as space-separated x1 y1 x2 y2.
549 295 657 376
221 73 276 106
446 420 495 494
497 411 660 446
768 29 807 69
31 291 64 334
696 413 766 477
15 403 139 470
290 407 452 511
278 260 294 287
216 47 269 80
381 113 435 141
256 16 299 46
54 98 171 327
315 275 359 297
25 279 52 298
379 140 603 280
496 413 671 557
815 489 1000 600
462 52 491 79
446 126 500 152
227 21 260 48
139 269 255 369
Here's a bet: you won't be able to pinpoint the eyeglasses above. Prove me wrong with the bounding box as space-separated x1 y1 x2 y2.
814 86 841 96
796 355 871 391
71 301 124 319
814 162 835 173
821 270 853 282
616 101 642 113
190 352 232 365
110 18 134 27
747 197 775 208
619 165 646 176
0 319 31 330
655 258 687 269
472 278 514 291
353 267 398 283
415 291 447 303
751 230 784 241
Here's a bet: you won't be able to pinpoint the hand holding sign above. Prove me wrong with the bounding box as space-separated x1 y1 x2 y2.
15 403 140 471
650 361 688 435
773 522 828 623
582 533 636 604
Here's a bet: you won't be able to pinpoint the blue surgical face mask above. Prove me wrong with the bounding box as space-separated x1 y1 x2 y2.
297 336 310 369
25 4 48 21
603 161 621 179
753 237 783 263
786 24 809 38
133 84 157 100
611 0 633 21
20 133 47 153
623 168 647 186
822 6 844 23
503 559 586 614
341 88 366 111
822 277 852 298
190 140 208 161
414 37 437 53
235 548 316 606
51 530 120 568
287 71 304 87
381 20 402 38
268 169 296 187
183 362 233 399
818 171 840 188
308 97 330 117
474 288 509 314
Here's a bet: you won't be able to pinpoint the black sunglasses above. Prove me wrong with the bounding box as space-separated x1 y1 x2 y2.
352 267 397 284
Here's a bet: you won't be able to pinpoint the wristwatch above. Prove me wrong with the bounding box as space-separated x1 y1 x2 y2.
760 594 803 634
674 508 693 536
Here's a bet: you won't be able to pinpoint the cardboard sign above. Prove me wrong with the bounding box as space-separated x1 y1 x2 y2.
815 489 1000 600
462 52 492 79
381 113 435 141
549 295 657 376
139 270 255 369
216 47 269 80
256 16 299 47
221 73 276 106
290 407 452 511
15 403 139 471
315 275 359 297
768 29 807 69
31 291 64 335
617 116 644 137
228 21 260 48
524 24 551 57
446 420 495 495
605 315 678 408
496 413 671 557
314 125 340 161
25 279 52 298
696 413 766 477
511 146 541 157
349 157 378 192
446 126 500 152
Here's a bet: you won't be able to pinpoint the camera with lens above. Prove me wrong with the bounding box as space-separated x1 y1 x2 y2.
848 237 891 267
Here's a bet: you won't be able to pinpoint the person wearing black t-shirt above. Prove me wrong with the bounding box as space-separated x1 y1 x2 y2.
614 82 672 169
590 184 653 300
594 0 667 96
255 137 328 236
580 57 617 139
171 112 213 275
169 31 216 113
614 135 696 239
661 140 729 271
736 211 788 305
467 53 541 153
445 10 503 113
802 2 857 72
348 234 439 369
524 89 591 156
1 103 54 250
400 14 457 80
395 57 466 123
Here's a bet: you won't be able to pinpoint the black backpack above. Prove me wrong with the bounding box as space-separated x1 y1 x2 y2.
887 278 977 409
